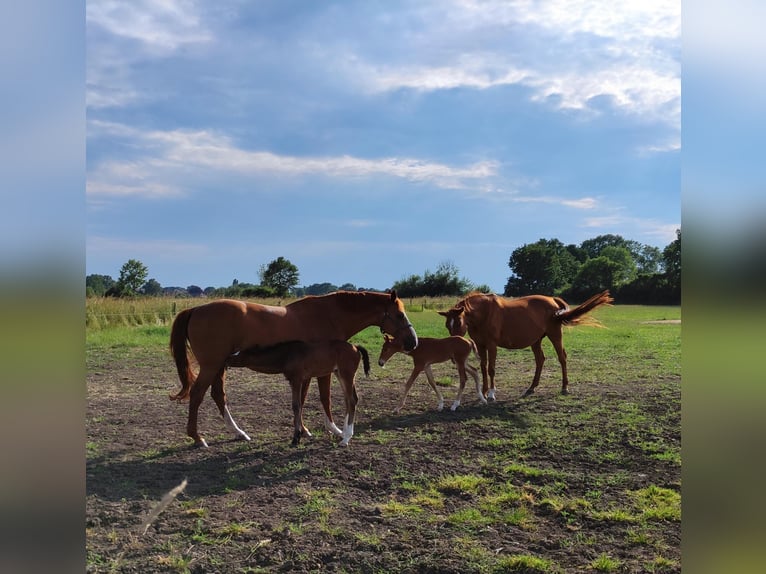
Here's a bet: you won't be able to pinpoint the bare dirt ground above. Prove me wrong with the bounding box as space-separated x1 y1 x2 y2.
86 346 680 573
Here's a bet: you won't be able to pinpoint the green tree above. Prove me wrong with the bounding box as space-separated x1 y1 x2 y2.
600 246 637 286
422 261 471 296
505 238 580 296
142 278 163 296
259 256 300 297
663 229 681 293
187 285 203 297
85 274 115 297
570 256 621 295
116 259 149 296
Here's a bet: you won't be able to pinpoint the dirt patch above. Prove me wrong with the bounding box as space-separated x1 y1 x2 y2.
87 347 680 573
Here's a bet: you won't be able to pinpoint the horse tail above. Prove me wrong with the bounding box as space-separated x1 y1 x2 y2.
468 338 480 361
169 308 196 401
356 345 371 377
555 290 613 327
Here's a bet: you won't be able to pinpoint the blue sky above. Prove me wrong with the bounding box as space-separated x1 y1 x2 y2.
86 0 680 293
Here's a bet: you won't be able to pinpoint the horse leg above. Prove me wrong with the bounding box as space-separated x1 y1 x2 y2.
450 362 469 411
422 365 444 412
186 367 215 447
290 378 308 446
486 343 498 401
466 363 485 405
210 370 251 442
548 331 569 394
395 367 424 414
522 339 546 397
298 377 313 438
317 374 343 437
477 344 490 398
339 370 359 447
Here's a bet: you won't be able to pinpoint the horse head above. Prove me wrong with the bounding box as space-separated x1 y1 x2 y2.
380 290 418 351
438 305 468 337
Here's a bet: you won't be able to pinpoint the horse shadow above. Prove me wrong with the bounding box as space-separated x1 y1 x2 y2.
356 396 533 434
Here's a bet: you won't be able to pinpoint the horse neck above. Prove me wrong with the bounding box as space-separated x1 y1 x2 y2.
292 291 386 339
333 292 387 336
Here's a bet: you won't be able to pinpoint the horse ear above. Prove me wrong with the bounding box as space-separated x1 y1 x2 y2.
390 289 398 301
437 311 448 317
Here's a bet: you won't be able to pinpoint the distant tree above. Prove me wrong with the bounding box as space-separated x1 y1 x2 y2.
568 256 621 298
339 283 357 291
204 286 216 296
86 274 115 297
305 282 338 295
186 285 203 297
599 246 637 286
505 238 579 296
422 261 472 296
142 278 163 296
259 256 300 296
663 229 681 295
116 259 149 296
392 274 423 298
634 244 663 274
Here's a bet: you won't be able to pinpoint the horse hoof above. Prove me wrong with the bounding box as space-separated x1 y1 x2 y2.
339 439 350 447
193 439 209 448
561 389 569 395
522 390 533 398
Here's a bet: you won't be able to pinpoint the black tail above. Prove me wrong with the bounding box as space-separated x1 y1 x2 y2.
356 345 371 377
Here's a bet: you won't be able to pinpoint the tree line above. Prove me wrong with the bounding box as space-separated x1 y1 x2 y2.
86 230 680 304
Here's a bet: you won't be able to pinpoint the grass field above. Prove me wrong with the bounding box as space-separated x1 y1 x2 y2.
86 299 680 573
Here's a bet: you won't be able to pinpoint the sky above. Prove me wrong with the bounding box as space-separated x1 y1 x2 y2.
85 0 680 293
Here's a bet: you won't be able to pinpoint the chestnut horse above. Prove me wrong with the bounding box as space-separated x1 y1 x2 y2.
226 340 370 447
170 290 417 447
378 334 484 413
439 290 612 398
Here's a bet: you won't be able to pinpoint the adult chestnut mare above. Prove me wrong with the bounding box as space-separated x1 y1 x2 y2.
170 290 417 447
439 290 612 399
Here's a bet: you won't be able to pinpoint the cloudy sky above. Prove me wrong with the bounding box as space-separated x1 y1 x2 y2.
86 0 680 292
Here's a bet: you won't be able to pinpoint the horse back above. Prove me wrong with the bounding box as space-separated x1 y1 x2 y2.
472 295 562 349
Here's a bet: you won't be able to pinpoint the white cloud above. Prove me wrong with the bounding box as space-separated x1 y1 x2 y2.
87 0 212 52
87 123 500 198
357 0 679 131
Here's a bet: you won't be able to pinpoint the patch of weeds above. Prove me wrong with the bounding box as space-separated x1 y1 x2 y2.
156 550 193 574
354 530 384 548
409 489 445 509
505 462 562 480
446 507 493 530
436 473 487 495
589 552 621 571
500 506 533 529
630 485 681 521
452 536 494 570
589 508 637 523
215 521 255 537
369 429 399 445
645 555 679 572
379 499 424 517
86 441 99 456
493 553 558 573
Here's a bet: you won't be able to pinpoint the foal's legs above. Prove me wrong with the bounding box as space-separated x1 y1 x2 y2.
317 374 343 437
466 363 485 405
522 339 546 397
337 369 359 447
210 369 251 442
297 377 313 438
290 377 309 446
395 366 425 413
422 365 445 412
450 362 469 411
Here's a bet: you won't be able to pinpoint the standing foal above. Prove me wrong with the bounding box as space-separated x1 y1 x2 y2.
227 340 370 446
377 334 484 413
